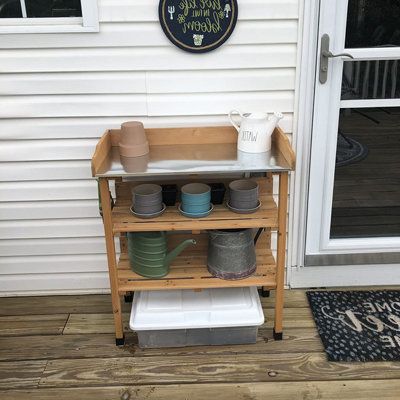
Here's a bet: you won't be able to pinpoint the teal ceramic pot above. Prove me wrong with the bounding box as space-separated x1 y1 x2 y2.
182 203 211 214
181 183 211 214
127 232 196 278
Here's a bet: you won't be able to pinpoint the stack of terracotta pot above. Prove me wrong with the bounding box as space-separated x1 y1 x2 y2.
119 121 149 158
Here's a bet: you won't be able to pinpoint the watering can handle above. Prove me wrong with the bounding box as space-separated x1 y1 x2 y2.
228 109 243 132
254 228 263 245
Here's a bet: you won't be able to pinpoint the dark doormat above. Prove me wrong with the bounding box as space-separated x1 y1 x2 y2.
307 290 400 361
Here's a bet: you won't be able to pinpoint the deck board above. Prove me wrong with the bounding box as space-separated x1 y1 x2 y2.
0 360 46 389
1 290 399 399
0 314 69 336
62 307 314 335
0 294 130 316
0 328 322 362
2 380 400 400
38 353 400 387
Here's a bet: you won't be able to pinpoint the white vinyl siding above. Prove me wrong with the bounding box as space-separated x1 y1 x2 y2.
0 0 299 295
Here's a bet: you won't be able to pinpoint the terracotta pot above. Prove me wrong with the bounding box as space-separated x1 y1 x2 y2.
119 121 149 157
120 154 149 173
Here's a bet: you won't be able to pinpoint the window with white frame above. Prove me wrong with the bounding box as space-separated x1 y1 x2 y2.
0 0 98 33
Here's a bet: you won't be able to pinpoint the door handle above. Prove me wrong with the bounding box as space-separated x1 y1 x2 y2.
322 50 355 59
319 33 354 84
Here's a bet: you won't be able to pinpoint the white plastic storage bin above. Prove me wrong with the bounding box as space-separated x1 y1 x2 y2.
130 287 264 348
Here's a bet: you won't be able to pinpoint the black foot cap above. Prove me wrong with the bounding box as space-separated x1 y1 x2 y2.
258 288 270 298
116 336 125 346
273 329 283 341
124 293 133 303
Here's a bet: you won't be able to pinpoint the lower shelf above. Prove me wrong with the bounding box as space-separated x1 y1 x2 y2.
117 249 277 292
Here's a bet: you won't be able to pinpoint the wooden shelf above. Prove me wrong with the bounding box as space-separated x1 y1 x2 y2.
117 247 276 292
112 194 278 233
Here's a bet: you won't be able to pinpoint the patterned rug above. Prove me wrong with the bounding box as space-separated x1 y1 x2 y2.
307 290 400 361
336 134 368 167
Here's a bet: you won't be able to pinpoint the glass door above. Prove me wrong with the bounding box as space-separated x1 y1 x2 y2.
306 0 400 267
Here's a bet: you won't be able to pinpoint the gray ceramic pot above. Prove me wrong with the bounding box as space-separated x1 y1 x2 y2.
133 203 163 214
207 229 256 280
229 180 259 209
132 184 163 214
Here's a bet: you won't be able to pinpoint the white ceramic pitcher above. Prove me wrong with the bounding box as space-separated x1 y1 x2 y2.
229 110 283 153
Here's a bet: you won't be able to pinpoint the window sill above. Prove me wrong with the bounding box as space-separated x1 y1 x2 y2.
0 24 99 33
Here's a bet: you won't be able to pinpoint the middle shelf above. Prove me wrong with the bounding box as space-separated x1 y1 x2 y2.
117 248 276 292
116 231 276 292
112 194 278 233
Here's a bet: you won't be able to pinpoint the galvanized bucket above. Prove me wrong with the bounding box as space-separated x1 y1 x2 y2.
207 229 256 280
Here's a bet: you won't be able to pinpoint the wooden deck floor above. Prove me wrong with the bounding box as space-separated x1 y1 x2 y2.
1 290 400 399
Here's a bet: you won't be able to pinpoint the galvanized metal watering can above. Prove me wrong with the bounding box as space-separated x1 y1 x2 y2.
128 232 196 278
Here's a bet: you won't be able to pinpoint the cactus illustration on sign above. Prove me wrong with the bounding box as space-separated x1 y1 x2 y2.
168 5 175 20
224 3 231 18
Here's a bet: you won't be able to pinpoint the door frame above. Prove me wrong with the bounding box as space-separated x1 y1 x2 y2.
288 0 400 287
287 0 320 284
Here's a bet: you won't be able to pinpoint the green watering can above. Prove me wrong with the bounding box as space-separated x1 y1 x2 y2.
127 232 196 278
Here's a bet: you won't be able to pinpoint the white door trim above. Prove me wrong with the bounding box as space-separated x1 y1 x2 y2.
306 0 350 258
287 0 320 276
291 264 400 288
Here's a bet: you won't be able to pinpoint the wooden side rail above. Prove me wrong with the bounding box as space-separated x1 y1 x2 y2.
91 131 112 177
273 126 296 170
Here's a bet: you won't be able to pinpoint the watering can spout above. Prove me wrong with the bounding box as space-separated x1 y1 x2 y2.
165 239 196 267
268 111 283 124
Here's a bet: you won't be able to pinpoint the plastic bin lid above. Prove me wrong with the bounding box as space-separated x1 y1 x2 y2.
130 287 264 331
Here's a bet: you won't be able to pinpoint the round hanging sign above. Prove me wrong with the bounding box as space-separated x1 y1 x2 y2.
159 0 238 53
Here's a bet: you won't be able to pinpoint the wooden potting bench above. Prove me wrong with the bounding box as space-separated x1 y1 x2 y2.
91 126 295 345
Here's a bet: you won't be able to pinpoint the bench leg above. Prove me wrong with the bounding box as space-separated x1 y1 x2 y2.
116 335 125 346
273 328 283 341
273 172 288 341
99 179 125 346
124 292 133 303
259 288 270 297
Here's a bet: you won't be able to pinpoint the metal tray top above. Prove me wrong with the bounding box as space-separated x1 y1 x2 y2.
95 142 292 178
